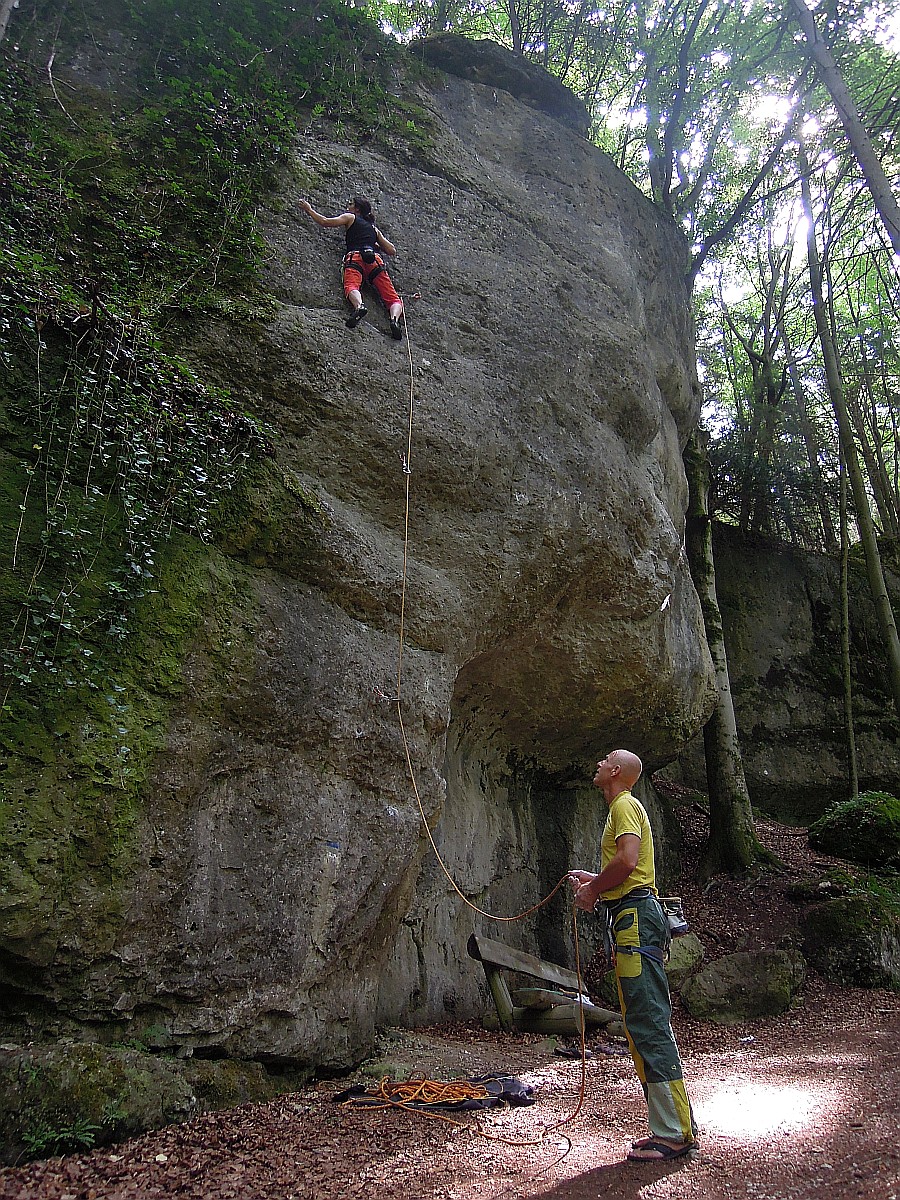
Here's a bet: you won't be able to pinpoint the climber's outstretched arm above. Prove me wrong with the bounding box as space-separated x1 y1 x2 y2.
300 200 353 229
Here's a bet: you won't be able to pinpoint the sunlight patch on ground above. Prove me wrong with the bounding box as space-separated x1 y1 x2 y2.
694 1080 821 1138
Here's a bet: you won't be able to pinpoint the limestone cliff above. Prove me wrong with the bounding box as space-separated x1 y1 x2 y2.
0 17 713 1069
680 525 900 822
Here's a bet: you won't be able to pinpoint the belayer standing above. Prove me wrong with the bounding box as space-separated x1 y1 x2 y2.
300 196 404 339
569 749 698 1163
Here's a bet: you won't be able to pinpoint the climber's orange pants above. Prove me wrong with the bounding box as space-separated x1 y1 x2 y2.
342 252 402 311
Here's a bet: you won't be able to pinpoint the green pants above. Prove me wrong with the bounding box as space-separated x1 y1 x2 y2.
610 894 697 1143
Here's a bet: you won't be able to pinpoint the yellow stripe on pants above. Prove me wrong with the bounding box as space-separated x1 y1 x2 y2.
612 897 697 1143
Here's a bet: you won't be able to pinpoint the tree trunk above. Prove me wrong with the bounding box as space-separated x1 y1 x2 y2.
780 323 838 551
0 0 17 43
854 363 899 538
800 148 900 716
749 395 779 536
684 431 763 876
788 0 900 260
839 457 859 800
507 0 523 54
846 381 898 538
737 396 765 534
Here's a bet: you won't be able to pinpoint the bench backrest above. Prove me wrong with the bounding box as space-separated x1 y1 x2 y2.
466 932 580 992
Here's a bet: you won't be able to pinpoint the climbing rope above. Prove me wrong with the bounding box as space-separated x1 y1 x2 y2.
341 1074 578 1151
369 301 595 1150
390 303 570 921
344 1076 491 1111
368 1077 491 1106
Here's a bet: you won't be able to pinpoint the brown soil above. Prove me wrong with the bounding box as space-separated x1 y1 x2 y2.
3 809 899 1200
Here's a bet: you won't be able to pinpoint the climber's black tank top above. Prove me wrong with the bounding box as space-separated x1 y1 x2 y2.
345 215 378 253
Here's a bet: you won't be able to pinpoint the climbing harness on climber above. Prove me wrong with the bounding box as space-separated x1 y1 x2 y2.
300 194 405 339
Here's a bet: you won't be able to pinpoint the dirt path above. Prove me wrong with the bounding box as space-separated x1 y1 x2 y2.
3 981 898 1200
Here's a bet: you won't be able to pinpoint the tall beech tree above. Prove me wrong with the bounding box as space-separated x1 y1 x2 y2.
839 459 860 799
788 0 900 262
780 322 839 550
799 142 900 714
684 431 764 874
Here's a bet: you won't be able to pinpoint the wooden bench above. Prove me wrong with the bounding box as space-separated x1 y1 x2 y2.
467 932 621 1036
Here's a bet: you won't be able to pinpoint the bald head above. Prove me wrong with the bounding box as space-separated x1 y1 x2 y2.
593 748 643 800
612 749 642 787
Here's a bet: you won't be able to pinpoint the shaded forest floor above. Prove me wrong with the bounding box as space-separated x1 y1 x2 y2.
2 810 899 1200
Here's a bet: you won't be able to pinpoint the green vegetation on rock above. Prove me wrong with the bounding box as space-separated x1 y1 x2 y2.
808 791 900 871
0 534 245 1008
0 0 434 706
0 0 429 1018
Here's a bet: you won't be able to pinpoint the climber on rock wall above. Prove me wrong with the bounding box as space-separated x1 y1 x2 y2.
300 195 405 339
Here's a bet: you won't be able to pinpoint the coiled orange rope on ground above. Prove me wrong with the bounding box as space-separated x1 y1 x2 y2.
343 1077 492 1109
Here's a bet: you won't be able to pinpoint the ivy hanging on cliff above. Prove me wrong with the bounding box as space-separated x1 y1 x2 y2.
0 0 435 710
0 53 272 705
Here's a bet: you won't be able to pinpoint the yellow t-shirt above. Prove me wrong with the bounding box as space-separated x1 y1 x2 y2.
599 789 657 900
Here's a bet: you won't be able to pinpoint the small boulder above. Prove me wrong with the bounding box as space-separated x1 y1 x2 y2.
666 932 704 991
680 949 806 1024
801 893 900 989
808 792 900 871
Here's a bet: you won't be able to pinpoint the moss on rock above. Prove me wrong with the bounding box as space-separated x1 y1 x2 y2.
0 534 237 1009
808 791 900 871
0 1041 305 1163
801 892 900 990
0 1043 196 1162
212 456 328 575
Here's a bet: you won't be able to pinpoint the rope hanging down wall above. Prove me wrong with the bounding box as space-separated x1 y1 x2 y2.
365 300 596 1147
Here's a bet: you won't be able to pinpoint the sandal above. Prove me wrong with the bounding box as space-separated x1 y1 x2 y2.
626 1139 695 1162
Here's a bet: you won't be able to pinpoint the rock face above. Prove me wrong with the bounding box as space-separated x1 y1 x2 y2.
1 26 713 1068
417 34 591 135
680 525 900 822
